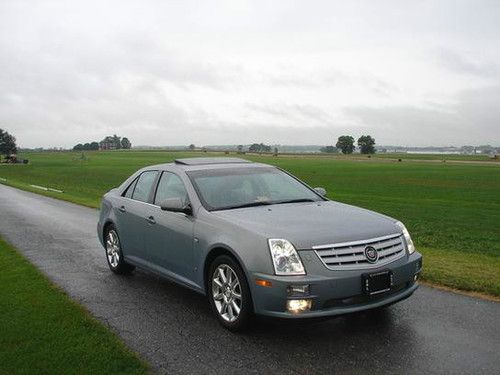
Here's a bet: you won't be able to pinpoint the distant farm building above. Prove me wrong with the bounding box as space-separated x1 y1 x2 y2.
99 141 116 150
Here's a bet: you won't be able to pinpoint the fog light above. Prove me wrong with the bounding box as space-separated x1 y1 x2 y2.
286 299 312 314
415 260 422 272
287 284 310 296
414 274 419 281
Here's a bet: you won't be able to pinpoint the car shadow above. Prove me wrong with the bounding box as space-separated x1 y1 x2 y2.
131 266 415 335
108 267 423 373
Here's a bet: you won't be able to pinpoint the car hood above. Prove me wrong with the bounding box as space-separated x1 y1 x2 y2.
211 201 401 249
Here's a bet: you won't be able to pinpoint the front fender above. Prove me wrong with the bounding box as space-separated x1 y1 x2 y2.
193 213 274 296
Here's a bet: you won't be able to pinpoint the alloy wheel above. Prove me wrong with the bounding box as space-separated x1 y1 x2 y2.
106 229 120 268
212 264 242 322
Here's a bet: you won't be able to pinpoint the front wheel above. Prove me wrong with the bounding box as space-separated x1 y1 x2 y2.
208 255 253 331
105 226 135 275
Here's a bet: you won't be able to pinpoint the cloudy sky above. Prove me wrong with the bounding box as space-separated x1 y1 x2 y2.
1 0 499 148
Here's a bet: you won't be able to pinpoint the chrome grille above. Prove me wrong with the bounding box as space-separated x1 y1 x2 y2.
312 233 405 270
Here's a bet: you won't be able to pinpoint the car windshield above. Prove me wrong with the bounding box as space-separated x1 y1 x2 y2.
187 167 323 211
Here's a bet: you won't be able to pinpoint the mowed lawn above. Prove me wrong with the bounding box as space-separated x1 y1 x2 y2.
0 237 149 374
1 150 499 296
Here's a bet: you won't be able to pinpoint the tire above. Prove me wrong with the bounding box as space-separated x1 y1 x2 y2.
208 255 253 331
104 225 135 275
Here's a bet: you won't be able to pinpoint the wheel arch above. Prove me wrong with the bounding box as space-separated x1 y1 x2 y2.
203 245 252 298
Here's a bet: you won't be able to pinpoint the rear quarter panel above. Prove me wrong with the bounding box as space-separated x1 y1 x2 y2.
97 190 119 246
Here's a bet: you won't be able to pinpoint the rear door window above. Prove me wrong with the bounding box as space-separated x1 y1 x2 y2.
131 171 158 203
123 177 138 198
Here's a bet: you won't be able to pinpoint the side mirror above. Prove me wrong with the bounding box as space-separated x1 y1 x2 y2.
160 198 192 215
314 187 327 196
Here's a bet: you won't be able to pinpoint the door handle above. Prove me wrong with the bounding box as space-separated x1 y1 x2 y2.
146 216 156 225
118 206 126 213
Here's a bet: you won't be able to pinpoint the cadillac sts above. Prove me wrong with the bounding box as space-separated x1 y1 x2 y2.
97 158 422 330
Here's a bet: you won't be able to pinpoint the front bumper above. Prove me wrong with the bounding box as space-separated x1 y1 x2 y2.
250 251 422 318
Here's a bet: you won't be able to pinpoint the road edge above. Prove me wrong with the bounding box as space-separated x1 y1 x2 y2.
420 281 500 303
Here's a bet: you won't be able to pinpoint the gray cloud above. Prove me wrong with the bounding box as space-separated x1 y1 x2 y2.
456 85 500 135
435 48 499 78
343 106 458 145
0 0 499 148
343 85 500 146
246 103 332 124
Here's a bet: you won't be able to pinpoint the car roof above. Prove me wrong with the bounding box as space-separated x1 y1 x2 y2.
174 157 250 166
145 157 271 172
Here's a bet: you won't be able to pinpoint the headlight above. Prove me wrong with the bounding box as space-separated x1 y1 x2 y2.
268 239 305 275
396 221 415 254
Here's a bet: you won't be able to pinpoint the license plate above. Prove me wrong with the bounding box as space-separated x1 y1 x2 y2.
362 270 393 295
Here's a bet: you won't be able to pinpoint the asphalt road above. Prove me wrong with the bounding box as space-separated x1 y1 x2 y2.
0 184 498 374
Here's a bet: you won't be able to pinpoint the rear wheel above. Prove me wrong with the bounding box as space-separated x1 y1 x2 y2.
105 225 135 275
208 255 253 331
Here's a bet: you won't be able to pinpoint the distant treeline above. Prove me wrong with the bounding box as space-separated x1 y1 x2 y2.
73 134 131 151
194 136 376 155
73 142 99 151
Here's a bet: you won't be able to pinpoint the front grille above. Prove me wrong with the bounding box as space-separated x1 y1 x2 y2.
312 233 405 270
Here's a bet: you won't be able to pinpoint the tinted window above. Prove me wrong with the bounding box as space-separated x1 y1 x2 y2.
154 172 189 205
132 171 158 202
123 177 138 198
187 167 321 210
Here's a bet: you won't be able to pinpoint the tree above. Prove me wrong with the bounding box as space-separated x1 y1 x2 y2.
336 135 355 154
320 146 338 153
0 129 18 159
73 141 99 151
357 135 376 154
112 134 122 149
249 143 271 153
237 145 243 152
188 144 196 150
121 137 131 149
249 143 260 152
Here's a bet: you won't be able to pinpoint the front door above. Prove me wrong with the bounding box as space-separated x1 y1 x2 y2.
144 171 194 282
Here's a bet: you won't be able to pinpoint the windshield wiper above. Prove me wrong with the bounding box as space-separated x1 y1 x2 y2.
216 201 272 211
274 198 318 205
216 198 318 211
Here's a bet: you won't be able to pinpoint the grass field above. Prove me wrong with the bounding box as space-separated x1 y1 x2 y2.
0 150 499 296
274 152 498 162
362 152 498 162
0 236 149 374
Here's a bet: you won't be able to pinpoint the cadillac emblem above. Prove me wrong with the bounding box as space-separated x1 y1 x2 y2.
364 246 378 263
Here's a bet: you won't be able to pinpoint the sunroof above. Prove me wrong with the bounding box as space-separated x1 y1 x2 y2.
174 157 251 166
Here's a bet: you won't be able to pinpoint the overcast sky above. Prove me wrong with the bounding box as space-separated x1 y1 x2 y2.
1 0 499 148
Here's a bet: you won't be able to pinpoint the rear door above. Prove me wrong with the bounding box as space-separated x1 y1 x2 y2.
114 170 158 262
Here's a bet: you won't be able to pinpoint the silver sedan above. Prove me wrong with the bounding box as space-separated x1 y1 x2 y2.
98 157 422 330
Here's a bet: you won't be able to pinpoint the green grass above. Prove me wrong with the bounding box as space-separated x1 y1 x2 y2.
0 150 499 296
364 152 497 162
419 247 500 297
0 236 149 375
259 152 498 162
